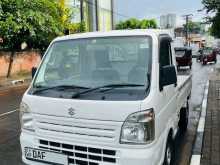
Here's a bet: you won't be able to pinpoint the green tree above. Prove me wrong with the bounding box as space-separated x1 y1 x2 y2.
0 0 68 50
210 12 220 38
183 21 203 34
115 18 157 30
202 0 220 37
202 0 220 12
0 0 75 77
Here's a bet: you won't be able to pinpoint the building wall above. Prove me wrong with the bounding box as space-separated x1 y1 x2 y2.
66 0 81 23
64 0 113 32
160 14 176 29
0 51 41 77
97 0 113 31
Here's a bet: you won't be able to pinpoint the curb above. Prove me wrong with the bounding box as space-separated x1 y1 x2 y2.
190 80 209 165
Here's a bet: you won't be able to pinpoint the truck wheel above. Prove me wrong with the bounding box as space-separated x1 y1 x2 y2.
179 103 189 133
163 136 174 165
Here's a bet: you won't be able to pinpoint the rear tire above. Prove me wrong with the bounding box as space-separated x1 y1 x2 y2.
163 135 175 165
179 101 189 133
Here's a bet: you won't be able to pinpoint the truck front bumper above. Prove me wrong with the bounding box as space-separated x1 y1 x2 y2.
20 132 165 165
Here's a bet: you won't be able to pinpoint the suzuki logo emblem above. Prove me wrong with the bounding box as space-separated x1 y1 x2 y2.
68 108 75 117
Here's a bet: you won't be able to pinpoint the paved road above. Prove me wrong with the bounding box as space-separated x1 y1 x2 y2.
175 58 216 165
0 58 218 165
0 86 27 165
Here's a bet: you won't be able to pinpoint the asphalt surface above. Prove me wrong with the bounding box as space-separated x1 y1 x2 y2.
0 86 28 165
0 58 218 165
175 58 216 165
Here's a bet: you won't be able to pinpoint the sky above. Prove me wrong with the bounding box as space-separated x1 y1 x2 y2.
114 0 206 26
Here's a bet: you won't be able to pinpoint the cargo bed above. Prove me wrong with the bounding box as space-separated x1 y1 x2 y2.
177 75 192 110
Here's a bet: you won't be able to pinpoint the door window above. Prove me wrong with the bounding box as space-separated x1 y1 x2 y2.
159 38 172 66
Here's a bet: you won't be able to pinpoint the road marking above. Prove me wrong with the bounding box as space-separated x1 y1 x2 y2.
190 155 201 165
197 118 205 132
0 109 18 117
190 81 209 165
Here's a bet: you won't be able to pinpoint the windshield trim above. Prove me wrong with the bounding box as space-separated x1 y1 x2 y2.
30 35 153 99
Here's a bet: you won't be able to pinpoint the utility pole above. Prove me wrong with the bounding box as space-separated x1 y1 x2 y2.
80 0 84 23
182 14 193 46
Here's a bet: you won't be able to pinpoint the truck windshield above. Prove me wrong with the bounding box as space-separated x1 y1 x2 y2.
33 36 152 90
175 50 185 57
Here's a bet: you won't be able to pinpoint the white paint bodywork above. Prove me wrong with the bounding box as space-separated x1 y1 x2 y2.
20 30 192 165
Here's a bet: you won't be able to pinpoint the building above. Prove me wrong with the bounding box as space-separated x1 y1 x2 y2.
160 14 176 29
64 0 114 32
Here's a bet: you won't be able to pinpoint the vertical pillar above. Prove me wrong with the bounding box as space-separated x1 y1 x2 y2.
111 0 114 30
88 0 98 31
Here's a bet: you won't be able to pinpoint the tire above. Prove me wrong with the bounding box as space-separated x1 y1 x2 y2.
179 101 189 133
163 135 175 165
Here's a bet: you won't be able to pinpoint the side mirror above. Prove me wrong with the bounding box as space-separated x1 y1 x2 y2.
160 65 177 91
31 67 37 79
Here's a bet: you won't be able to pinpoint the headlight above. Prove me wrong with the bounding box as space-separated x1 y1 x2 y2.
19 102 35 132
120 109 155 144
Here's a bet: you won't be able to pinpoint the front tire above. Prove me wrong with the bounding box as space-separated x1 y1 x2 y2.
163 136 175 165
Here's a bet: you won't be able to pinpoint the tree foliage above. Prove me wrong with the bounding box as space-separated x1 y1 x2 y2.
202 0 220 12
183 21 204 34
115 18 157 30
209 12 220 38
202 0 220 37
0 0 82 51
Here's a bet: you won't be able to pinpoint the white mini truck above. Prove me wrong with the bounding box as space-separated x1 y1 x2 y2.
20 30 192 165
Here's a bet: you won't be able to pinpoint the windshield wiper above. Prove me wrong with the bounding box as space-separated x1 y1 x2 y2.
32 85 89 94
71 83 145 98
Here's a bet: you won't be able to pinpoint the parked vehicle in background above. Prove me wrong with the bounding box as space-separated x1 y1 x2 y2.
213 47 220 55
196 48 202 62
20 30 192 165
196 48 203 62
200 47 217 65
175 47 192 70
190 43 200 58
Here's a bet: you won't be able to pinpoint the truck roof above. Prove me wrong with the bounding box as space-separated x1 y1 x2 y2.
53 29 173 42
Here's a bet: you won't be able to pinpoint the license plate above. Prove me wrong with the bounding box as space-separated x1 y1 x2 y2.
24 147 68 165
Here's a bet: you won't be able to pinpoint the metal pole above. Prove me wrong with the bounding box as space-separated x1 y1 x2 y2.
80 0 84 23
182 14 193 46
111 0 114 30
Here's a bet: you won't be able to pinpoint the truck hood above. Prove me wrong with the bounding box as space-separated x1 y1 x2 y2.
23 94 142 122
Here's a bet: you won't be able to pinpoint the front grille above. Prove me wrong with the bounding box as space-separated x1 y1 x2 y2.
34 115 120 144
39 139 118 165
